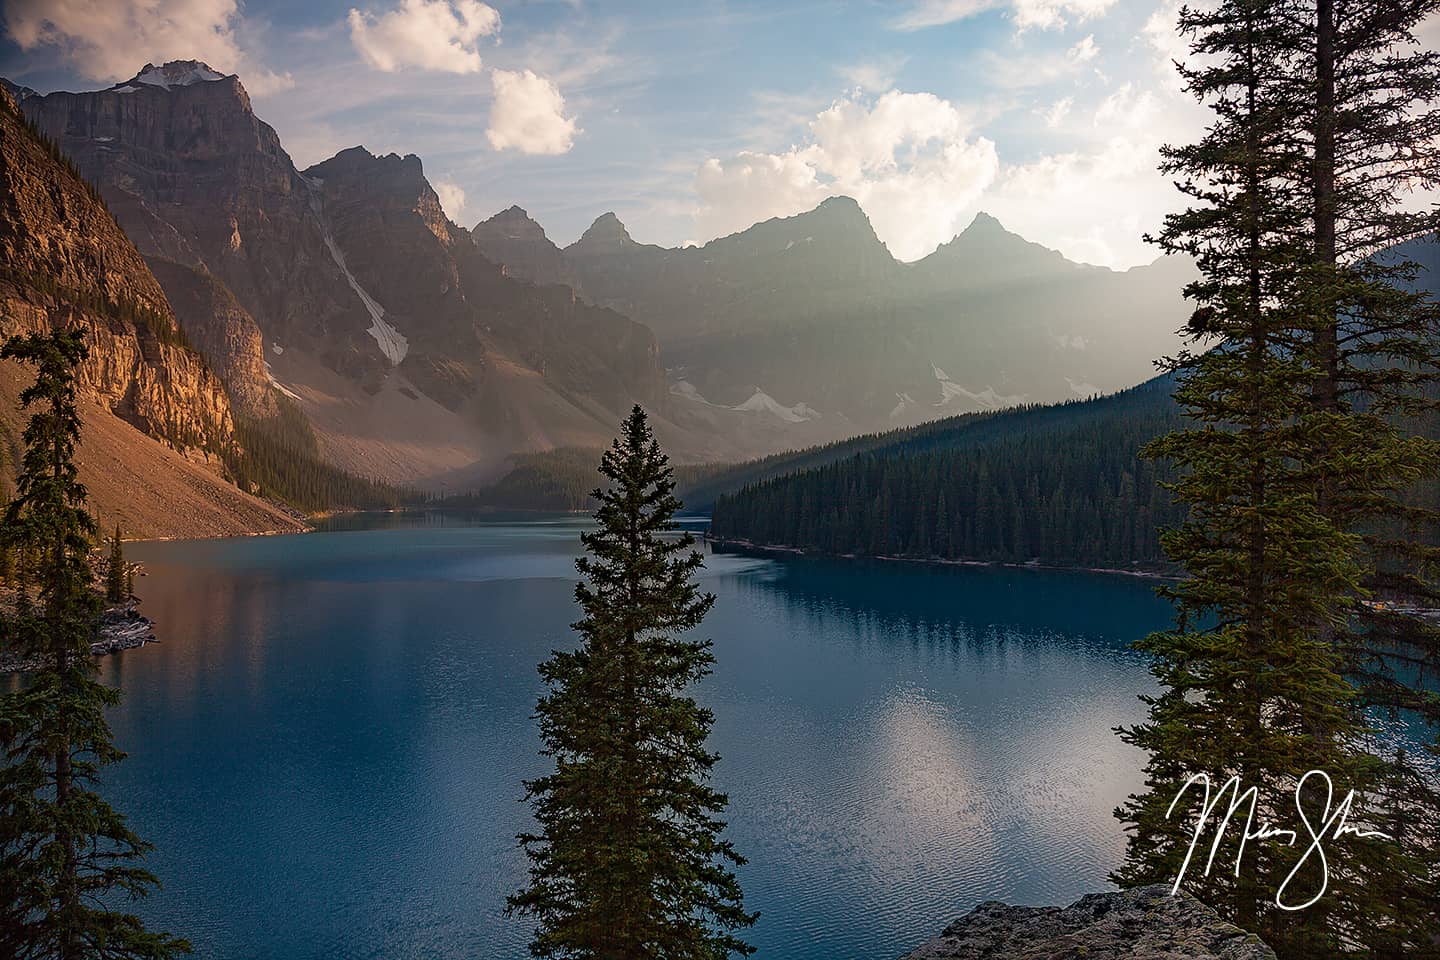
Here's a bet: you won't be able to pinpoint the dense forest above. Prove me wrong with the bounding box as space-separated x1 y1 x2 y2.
710 376 1188 569
226 397 419 512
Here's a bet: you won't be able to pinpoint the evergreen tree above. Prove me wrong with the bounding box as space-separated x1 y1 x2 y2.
1115 0 1440 954
1288 3 1440 945
509 405 755 959
106 525 126 604
0 330 190 959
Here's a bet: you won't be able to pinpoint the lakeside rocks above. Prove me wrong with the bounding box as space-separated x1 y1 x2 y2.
900 885 1277 960
0 599 157 674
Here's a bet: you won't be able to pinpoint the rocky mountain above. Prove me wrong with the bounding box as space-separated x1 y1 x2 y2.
472 199 1194 433
12 62 675 487
0 84 302 536
470 205 577 289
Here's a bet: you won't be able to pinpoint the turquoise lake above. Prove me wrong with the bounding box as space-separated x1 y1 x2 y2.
97 515 1173 958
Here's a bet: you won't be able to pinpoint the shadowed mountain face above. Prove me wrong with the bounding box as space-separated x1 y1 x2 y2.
11 62 670 487
473 198 1196 431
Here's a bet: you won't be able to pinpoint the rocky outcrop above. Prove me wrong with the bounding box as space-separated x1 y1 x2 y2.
145 256 277 419
470 205 576 289
901 885 1277 960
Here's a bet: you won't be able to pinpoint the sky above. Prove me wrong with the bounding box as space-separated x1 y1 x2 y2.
2 1 1434 269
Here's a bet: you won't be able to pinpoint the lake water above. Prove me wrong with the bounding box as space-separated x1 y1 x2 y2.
97 515 1172 959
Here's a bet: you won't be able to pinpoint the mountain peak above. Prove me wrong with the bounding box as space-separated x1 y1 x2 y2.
475 205 552 243
961 211 1007 235
579 211 633 245
123 60 230 90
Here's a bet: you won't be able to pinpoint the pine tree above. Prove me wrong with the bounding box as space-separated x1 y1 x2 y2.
509 405 755 959
0 330 190 959
1287 4 1440 946
106 524 126 604
1111 1 1430 954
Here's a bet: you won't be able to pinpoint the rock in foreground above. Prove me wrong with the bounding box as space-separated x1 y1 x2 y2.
902 885 1276 960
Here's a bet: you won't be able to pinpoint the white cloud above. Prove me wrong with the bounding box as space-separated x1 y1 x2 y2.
1067 34 1099 63
433 179 466 221
1044 96 1073 128
982 84 1188 267
1013 0 1116 30
699 77 1204 269
840 56 908 92
895 0 1116 31
894 0 1003 30
486 68 578 155
696 90 999 261
4 0 291 93
348 0 499 74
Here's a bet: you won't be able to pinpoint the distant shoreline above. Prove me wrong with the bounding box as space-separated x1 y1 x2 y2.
703 534 1182 581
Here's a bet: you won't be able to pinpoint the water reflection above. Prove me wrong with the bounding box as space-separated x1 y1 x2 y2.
75 522 1171 959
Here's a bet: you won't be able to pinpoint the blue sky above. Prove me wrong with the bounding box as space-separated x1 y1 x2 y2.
0 0 1277 266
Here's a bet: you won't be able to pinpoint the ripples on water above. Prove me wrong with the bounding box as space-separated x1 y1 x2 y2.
91 518 1172 959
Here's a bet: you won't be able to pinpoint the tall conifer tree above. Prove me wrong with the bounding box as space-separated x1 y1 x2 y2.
1112 0 1437 954
0 330 189 959
1288 6 1440 943
509 405 755 959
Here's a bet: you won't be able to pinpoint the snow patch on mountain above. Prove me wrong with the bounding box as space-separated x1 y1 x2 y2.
263 361 303 402
671 380 715 405
932 364 1025 410
132 61 227 89
732 388 820 423
890 392 917 419
307 187 409 365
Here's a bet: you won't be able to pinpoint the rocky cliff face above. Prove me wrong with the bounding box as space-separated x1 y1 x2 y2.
302 145 665 422
0 84 303 537
902 885 1277 960
144 256 277 419
16 61 390 390
0 85 234 454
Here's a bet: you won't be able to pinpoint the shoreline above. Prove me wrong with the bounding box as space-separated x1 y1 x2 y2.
703 534 1183 581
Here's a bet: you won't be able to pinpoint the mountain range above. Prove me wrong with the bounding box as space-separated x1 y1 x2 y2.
475 198 1196 427
3 58 1201 517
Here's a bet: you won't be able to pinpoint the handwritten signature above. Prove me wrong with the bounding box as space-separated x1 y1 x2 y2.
1167 769 1392 910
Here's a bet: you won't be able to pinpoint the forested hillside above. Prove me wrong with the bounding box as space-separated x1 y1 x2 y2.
709 376 1187 569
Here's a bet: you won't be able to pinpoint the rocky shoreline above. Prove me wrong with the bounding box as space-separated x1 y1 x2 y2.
705 534 1181 581
900 885 1276 959
0 597 157 674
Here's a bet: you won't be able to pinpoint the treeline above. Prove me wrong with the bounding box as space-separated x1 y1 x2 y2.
711 381 1185 569
226 398 420 512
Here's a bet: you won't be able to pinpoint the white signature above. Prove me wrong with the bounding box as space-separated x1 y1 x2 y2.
1167 769 1392 910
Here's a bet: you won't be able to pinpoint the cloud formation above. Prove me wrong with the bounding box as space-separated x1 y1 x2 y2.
895 0 1117 31
433 179 467 222
698 79 1201 268
349 0 500 73
4 0 291 93
486 68 578 155
696 90 999 261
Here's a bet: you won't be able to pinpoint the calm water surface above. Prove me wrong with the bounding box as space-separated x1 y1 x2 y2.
98 515 1171 959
